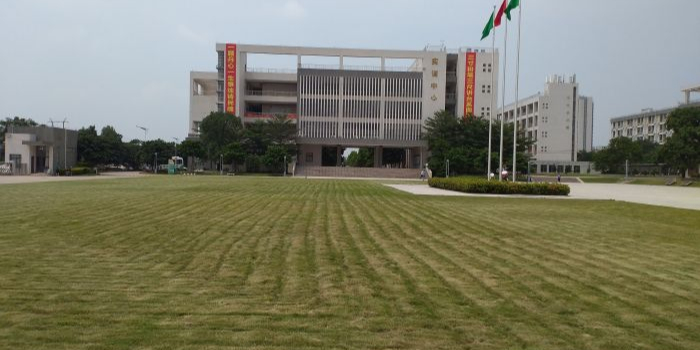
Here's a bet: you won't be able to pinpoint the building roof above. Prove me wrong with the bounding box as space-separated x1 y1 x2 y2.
610 101 700 123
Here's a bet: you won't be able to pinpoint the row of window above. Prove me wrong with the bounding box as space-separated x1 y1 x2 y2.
612 115 668 128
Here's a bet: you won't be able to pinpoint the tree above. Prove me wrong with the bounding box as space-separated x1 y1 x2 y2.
346 148 374 167
591 137 661 174
100 126 126 165
223 142 246 171
424 110 531 177
659 107 700 177
199 112 243 160
178 139 206 160
138 139 174 169
77 126 104 165
263 144 289 173
1 117 38 162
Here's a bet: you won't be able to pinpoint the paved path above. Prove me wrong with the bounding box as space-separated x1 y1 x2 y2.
386 183 700 211
0 172 146 185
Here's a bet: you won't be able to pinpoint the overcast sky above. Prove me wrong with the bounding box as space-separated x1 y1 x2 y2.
1 0 699 145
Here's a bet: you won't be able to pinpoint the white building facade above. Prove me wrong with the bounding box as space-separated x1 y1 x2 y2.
497 75 594 163
188 43 498 168
610 101 700 145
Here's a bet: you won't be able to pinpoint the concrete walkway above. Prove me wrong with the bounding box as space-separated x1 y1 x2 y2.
0 172 146 185
386 183 700 211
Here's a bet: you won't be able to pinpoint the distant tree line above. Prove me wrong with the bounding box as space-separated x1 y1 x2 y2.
72 112 297 173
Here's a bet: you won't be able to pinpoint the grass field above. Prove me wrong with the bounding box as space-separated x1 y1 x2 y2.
1 177 699 349
577 175 623 184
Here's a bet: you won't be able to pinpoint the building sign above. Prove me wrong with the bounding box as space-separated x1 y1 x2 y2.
463 52 476 117
225 44 237 114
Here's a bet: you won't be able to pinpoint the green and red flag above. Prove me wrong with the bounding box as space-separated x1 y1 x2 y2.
505 0 519 20
480 10 494 40
494 0 507 27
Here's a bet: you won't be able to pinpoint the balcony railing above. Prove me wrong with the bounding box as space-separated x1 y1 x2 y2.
300 63 422 72
245 90 297 97
244 112 298 119
246 67 297 74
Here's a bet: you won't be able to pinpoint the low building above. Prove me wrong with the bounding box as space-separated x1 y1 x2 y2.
3 126 78 174
497 74 594 165
610 98 700 144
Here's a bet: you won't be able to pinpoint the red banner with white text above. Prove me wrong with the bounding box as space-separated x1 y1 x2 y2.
225 44 237 114
463 52 476 118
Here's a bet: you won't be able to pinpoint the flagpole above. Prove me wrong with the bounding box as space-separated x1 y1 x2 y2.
488 5 496 181
498 14 508 181
512 0 522 182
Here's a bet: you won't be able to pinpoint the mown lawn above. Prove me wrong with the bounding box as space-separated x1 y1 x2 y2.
0 176 699 349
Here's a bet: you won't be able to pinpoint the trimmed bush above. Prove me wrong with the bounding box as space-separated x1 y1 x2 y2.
57 167 96 176
429 177 570 196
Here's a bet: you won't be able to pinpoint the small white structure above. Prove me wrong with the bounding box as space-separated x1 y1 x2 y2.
3 126 78 175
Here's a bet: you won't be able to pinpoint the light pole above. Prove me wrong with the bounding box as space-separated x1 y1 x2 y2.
220 154 223 175
154 152 158 174
445 159 450 178
136 125 148 143
283 155 287 177
172 137 179 157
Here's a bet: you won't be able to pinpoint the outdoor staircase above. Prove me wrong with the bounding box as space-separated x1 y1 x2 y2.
295 166 420 179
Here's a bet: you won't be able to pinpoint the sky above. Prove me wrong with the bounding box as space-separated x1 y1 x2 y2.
1 0 699 146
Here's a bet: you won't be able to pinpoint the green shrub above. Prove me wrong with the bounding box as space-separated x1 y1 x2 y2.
57 167 96 176
428 177 570 196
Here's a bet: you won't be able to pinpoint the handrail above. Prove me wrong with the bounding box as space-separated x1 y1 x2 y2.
246 67 297 74
244 112 298 119
245 90 297 97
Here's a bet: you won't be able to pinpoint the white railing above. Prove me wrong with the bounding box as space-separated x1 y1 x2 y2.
246 67 297 74
245 90 297 97
300 63 421 72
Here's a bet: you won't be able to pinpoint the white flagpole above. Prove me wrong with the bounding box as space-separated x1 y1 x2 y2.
488 5 496 181
512 1 522 182
498 13 508 181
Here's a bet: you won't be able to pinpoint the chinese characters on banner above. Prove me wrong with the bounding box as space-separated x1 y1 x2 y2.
430 58 438 101
463 52 476 117
225 44 237 114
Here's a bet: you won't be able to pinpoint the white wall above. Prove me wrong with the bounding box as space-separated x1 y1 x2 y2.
4 133 34 169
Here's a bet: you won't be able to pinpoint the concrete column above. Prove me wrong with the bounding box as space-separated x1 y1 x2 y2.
685 91 690 104
374 146 383 168
381 57 385 71
339 55 344 70
297 55 301 68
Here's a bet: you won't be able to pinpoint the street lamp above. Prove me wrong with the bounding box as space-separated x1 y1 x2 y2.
172 137 179 157
154 152 158 174
220 154 223 175
136 125 148 143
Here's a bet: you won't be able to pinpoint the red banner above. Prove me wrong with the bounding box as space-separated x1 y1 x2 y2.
225 44 237 114
463 52 476 117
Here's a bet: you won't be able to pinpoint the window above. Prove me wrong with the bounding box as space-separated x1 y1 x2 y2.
193 121 201 133
305 152 313 163
9 154 21 163
637 126 643 134
648 125 654 133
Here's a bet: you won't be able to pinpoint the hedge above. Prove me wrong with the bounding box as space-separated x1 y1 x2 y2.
428 177 570 196
57 167 96 176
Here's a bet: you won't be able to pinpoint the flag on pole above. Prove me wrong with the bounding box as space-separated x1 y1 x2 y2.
480 10 494 40
505 0 519 20
494 0 507 27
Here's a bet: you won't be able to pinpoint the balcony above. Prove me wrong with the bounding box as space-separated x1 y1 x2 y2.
244 112 298 120
246 90 297 97
244 90 297 104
